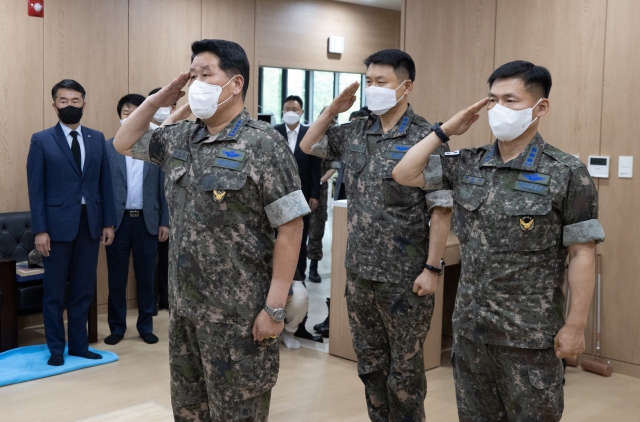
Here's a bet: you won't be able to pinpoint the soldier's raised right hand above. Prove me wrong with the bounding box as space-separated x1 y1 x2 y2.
327 81 360 115
149 72 190 109
441 97 490 137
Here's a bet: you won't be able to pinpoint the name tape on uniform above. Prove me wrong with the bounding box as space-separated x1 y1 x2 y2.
173 149 189 161
462 175 485 186
213 158 244 171
513 180 549 196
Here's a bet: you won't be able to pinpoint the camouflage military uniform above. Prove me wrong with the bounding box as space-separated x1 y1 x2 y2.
131 108 310 422
430 133 605 422
307 159 338 261
310 105 451 422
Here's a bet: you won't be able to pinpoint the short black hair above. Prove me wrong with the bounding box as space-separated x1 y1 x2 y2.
364 49 416 82
488 60 552 99
149 87 177 105
52 79 86 101
283 95 303 109
117 94 145 118
349 107 371 120
191 39 250 100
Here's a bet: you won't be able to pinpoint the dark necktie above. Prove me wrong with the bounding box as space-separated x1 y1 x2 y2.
70 131 82 173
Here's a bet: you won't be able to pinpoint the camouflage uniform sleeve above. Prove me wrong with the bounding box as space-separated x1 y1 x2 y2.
423 143 453 210
562 166 605 246
309 119 358 161
130 123 180 168
262 139 312 228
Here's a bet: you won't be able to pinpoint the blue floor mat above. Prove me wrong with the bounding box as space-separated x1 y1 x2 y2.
0 344 119 387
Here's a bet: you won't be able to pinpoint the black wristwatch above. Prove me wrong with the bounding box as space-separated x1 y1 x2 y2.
432 122 450 143
424 259 445 275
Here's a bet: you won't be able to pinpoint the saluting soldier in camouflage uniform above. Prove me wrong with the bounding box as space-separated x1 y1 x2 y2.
114 39 309 422
307 111 339 283
393 61 605 422
301 49 453 422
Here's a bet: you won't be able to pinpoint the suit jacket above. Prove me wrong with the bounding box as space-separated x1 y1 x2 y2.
27 122 117 242
105 139 169 235
274 123 321 200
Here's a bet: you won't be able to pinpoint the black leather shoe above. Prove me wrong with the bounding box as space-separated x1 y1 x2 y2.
308 260 321 283
48 354 64 366
141 333 159 344
314 298 330 332
104 333 123 345
316 325 329 338
294 314 324 343
69 350 102 360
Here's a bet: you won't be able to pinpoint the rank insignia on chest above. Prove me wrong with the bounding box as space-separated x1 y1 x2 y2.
217 148 246 162
520 216 534 231
172 149 189 161
213 190 226 202
518 172 551 186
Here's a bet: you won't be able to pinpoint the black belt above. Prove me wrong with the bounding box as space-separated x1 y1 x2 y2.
126 209 143 217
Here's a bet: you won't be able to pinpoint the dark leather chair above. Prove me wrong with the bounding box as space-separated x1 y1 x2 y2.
0 212 98 352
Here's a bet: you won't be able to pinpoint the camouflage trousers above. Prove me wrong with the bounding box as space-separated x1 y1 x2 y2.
452 335 564 422
169 312 279 422
307 183 329 261
345 270 435 422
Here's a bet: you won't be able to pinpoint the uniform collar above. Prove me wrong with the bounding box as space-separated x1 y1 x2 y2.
480 132 546 170
366 104 416 140
193 108 251 144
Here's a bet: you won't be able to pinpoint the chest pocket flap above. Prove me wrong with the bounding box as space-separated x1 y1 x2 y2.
503 197 552 216
200 171 248 192
167 158 188 183
454 183 487 212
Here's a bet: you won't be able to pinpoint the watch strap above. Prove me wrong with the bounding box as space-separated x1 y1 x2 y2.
432 122 450 143
424 263 443 275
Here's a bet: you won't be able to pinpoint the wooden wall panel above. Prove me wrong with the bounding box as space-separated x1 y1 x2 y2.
0 0 44 213
44 0 128 140
598 0 640 365
202 0 257 116
404 0 496 149
129 0 202 110
256 0 400 74
494 0 607 160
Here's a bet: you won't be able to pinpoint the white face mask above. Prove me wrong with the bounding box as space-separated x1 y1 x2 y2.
283 111 301 125
365 80 407 115
188 77 236 120
120 118 126 125
488 99 543 142
153 107 171 123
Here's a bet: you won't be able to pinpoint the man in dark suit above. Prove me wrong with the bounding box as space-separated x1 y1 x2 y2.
27 79 116 366
104 94 170 346
274 95 321 279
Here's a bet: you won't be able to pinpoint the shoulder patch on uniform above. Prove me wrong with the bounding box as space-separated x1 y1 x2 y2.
411 115 431 128
543 145 586 171
445 150 461 156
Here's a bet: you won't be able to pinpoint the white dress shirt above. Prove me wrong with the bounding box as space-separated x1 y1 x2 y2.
60 122 86 204
286 123 301 153
125 156 144 210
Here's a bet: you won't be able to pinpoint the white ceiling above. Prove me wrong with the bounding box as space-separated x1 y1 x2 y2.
332 0 402 11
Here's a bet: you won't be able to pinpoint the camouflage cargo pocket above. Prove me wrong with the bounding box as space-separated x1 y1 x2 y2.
228 337 279 403
199 170 250 225
343 146 367 172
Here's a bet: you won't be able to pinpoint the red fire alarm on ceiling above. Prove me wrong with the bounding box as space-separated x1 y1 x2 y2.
28 0 44 18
